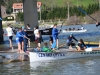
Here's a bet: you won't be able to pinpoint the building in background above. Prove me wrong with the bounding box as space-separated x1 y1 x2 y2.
1 5 8 18
12 3 23 19
37 2 42 12
12 2 42 19
12 3 23 14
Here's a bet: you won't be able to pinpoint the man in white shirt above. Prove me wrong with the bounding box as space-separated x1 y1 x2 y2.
34 26 42 47
6 24 13 47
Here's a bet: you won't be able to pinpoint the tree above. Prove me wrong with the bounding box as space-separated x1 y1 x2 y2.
16 12 24 22
0 0 5 6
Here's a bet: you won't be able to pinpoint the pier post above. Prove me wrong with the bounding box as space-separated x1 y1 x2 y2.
0 5 3 42
23 0 38 29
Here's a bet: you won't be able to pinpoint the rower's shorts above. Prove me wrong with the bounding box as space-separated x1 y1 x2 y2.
8 36 13 40
16 37 23 44
37 37 42 43
27 36 31 39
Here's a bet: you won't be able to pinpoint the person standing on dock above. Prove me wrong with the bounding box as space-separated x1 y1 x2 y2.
26 24 31 47
6 24 13 48
22 29 30 52
16 28 24 53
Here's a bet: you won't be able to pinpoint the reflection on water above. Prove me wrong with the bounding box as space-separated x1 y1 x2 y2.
30 57 100 75
0 57 100 75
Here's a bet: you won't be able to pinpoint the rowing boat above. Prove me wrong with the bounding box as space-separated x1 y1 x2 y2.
29 47 100 62
62 29 87 33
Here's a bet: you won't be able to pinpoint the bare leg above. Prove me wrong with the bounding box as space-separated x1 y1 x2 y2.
38 43 41 47
50 41 53 46
9 39 13 47
28 40 30 47
77 46 81 51
18 42 21 53
56 39 58 48
21 41 24 53
69 45 73 49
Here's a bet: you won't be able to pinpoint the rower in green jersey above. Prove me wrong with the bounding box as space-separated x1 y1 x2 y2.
42 42 53 52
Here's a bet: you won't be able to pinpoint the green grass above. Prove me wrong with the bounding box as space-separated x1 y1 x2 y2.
38 0 98 7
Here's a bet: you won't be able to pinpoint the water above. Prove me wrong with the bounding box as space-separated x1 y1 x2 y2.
1 24 100 75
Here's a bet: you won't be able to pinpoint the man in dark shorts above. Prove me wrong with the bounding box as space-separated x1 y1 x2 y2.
26 24 31 47
49 35 53 46
6 24 13 47
34 26 43 47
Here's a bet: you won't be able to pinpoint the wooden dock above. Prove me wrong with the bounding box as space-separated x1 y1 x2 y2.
0 47 31 64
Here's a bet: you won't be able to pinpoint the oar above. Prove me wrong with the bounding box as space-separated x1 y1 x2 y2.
78 7 97 22
78 7 100 27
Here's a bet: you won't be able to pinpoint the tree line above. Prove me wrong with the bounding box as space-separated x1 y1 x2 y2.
39 3 99 20
1 1 99 23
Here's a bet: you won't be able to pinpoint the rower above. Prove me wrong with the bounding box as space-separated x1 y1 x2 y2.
76 39 86 51
96 21 100 27
73 27 75 30
42 42 53 52
81 25 84 30
66 33 78 49
33 46 42 52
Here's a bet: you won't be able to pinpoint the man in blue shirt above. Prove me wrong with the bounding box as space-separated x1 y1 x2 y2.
51 24 59 50
16 28 24 53
22 29 30 52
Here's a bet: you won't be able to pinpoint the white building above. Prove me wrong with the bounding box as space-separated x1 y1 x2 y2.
12 3 23 14
12 2 42 19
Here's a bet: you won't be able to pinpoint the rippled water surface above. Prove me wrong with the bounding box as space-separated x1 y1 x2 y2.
0 57 100 75
1 24 100 75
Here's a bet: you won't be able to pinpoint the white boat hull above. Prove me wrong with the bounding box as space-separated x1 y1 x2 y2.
29 50 100 62
62 29 87 33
